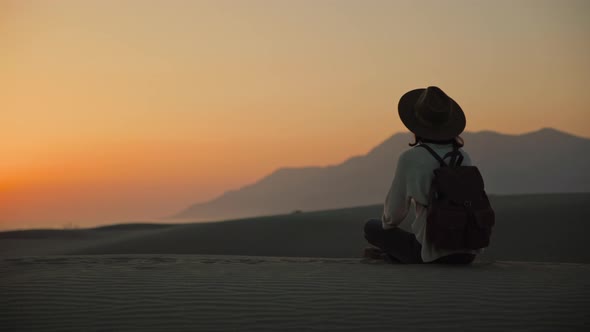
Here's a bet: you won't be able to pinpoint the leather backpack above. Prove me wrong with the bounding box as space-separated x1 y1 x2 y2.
417 143 495 250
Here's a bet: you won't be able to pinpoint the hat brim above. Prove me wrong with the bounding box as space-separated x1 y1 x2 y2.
398 88 466 141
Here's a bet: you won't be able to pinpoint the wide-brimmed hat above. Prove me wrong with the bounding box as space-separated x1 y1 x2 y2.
398 86 466 141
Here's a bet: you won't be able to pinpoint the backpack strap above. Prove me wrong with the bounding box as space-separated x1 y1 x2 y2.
442 144 464 167
416 144 447 167
417 143 464 168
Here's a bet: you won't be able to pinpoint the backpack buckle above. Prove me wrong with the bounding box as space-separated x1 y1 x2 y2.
464 200 472 207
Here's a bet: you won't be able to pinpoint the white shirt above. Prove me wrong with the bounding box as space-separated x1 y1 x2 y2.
381 142 482 262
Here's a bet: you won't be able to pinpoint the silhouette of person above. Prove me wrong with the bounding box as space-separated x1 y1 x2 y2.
363 86 481 264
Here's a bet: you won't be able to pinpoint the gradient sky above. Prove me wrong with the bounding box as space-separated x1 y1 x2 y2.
1 0 589 230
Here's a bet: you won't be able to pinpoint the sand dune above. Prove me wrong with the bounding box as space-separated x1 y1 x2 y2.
1 255 588 331
1 193 589 263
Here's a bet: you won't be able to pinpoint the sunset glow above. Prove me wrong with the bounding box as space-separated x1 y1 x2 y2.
2 0 589 230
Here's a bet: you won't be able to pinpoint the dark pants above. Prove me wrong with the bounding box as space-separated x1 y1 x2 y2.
363 219 476 264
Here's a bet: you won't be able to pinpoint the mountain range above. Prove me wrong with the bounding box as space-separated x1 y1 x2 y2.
174 128 590 221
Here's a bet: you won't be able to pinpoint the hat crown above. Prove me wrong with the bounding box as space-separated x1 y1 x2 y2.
397 85 465 141
414 86 453 127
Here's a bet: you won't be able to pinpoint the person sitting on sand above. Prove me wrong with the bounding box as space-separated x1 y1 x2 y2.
364 86 483 264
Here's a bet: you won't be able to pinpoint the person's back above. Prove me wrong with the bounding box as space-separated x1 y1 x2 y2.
394 141 482 262
363 86 488 264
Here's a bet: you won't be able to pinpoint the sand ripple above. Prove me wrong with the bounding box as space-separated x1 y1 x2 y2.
1 255 588 331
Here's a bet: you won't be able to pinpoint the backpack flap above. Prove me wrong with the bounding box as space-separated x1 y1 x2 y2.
433 166 485 201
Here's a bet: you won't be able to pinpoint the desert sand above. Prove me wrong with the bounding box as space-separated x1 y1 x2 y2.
1 193 589 331
1 255 588 331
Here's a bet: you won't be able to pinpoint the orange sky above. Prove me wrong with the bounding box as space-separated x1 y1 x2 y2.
1 0 589 230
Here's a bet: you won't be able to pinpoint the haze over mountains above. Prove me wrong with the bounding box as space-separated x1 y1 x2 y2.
175 128 590 221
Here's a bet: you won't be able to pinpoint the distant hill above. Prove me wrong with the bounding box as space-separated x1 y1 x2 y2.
175 128 590 221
